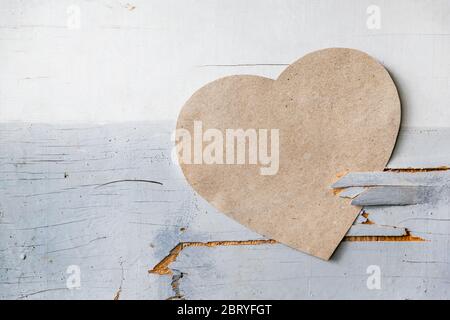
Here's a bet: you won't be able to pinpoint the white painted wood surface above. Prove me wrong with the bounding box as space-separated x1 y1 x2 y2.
1 0 450 127
1 0 449 299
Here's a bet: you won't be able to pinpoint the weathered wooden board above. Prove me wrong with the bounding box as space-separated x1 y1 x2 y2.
1 123 449 299
1 0 450 299
1 0 450 129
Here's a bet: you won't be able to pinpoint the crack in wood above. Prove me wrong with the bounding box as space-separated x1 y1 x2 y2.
95 179 163 188
149 240 277 276
113 259 124 300
149 232 425 278
344 229 425 242
384 167 449 172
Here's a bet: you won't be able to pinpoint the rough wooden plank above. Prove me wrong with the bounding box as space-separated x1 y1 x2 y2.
332 171 449 207
1 0 450 133
346 225 407 237
171 241 449 299
2 123 448 299
0 0 449 300
351 186 436 206
332 171 449 188
388 127 450 168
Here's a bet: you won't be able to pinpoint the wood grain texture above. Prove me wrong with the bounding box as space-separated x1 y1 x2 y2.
0 0 449 128
332 172 450 206
0 123 449 299
1 0 450 299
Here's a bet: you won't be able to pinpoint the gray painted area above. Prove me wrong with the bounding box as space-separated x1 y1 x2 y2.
1 0 450 300
388 128 450 169
333 172 450 206
1 123 449 299
332 171 449 188
339 187 366 199
350 186 435 206
333 171 450 207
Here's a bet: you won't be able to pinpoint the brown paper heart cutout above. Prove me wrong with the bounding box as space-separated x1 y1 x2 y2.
176 48 401 260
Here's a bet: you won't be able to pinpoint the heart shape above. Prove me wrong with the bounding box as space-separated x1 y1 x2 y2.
176 48 400 259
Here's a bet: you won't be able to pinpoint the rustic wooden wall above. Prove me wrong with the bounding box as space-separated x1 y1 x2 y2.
0 0 449 299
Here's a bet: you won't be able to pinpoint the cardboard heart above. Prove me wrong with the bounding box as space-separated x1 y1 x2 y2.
176 48 401 259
